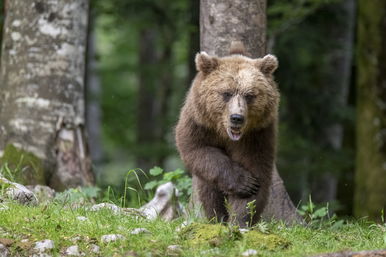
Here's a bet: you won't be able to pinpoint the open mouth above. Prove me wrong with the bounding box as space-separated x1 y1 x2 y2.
227 127 242 141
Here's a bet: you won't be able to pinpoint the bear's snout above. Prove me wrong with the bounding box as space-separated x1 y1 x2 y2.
230 114 245 125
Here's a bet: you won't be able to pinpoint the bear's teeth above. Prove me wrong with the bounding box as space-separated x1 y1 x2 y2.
227 128 242 141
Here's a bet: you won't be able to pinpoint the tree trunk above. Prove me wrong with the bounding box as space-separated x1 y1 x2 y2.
136 28 176 171
187 0 200 87
199 0 302 224
354 0 386 222
0 0 4 56
136 28 159 172
312 0 356 206
0 0 94 190
85 12 103 165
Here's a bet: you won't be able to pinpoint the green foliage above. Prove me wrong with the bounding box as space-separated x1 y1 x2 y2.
54 187 101 206
269 0 355 207
0 144 45 185
268 0 339 36
298 196 344 229
144 166 192 203
246 200 257 227
93 0 190 166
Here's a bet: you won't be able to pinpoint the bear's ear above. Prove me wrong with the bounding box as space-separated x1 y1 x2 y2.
195 52 219 75
257 54 278 75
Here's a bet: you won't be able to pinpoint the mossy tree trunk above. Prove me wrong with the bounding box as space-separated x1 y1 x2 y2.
0 0 94 190
198 0 302 224
354 0 386 222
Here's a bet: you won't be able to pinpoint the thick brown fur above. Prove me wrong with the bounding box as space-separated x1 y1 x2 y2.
175 43 279 226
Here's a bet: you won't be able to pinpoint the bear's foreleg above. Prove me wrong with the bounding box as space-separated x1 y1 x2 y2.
193 175 228 222
184 146 260 198
227 185 270 227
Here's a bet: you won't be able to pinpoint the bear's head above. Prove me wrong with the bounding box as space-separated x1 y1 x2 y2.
192 47 279 141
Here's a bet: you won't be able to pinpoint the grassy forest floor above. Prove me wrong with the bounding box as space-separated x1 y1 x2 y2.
0 199 385 257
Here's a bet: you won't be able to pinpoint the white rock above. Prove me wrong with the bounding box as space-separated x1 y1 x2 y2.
239 228 250 234
31 254 52 257
26 185 55 204
0 176 38 205
34 239 54 253
0 204 9 211
130 228 150 235
70 236 81 242
139 182 183 221
167 245 181 251
242 249 258 256
65 245 82 256
20 239 29 243
76 216 88 221
0 243 10 257
175 221 188 233
100 234 125 243
90 203 122 214
90 244 100 253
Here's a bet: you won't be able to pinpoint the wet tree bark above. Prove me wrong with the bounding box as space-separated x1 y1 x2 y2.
0 0 94 190
354 0 386 222
199 0 302 224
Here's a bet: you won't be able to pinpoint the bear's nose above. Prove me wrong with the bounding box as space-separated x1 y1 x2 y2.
230 114 245 125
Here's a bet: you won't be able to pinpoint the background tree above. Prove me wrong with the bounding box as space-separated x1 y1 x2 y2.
354 0 386 222
0 0 4 55
0 0 94 190
269 0 357 215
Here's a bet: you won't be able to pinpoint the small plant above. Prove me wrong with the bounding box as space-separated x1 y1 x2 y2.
144 166 192 203
246 200 256 227
0 162 19 182
298 195 344 229
255 220 270 234
54 186 101 206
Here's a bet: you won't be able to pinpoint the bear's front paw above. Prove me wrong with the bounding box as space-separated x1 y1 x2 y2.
234 175 260 198
223 165 261 198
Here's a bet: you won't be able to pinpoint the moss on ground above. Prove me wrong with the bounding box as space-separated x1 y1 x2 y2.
179 222 289 251
179 223 240 247
0 144 45 185
242 230 290 250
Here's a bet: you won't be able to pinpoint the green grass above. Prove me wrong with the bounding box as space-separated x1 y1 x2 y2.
0 201 385 256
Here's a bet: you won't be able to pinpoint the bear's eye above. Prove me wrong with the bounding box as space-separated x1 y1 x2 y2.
245 94 256 103
221 92 233 102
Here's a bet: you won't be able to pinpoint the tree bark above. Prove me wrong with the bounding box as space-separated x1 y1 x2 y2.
0 0 4 56
136 27 177 171
136 28 159 172
85 11 103 165
354 0 386 222
0 0 94 190
199 0 302 224
187 0 200 87
312 0 356 206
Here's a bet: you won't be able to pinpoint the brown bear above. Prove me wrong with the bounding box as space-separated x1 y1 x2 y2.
175 42 279 226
